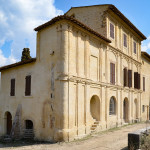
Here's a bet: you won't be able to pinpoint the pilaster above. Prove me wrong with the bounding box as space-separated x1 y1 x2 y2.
60 23 69 75
85 35 90 78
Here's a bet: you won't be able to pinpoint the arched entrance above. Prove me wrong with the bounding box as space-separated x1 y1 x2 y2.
134 99 138 119
90 95 100 121
5 112 12 135
123 98 129 123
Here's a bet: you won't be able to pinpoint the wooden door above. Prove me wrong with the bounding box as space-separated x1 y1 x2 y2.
7 112 12 135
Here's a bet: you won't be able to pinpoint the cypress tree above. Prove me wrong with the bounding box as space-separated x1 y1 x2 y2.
21 48 31 61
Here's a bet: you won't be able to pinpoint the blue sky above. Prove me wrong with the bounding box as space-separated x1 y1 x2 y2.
0 0 150 66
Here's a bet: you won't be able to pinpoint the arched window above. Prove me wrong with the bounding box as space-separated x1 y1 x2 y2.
109 97 116 115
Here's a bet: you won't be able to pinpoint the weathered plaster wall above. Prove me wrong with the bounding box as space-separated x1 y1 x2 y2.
66 5 108 37
141 57 150 121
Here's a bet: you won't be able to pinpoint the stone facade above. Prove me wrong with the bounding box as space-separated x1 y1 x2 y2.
0 5 149 142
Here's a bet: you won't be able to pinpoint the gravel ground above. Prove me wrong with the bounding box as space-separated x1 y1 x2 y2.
0 122 149 150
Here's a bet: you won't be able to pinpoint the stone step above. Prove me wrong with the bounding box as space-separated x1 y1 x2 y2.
92 124 98 127
90 121 100 133
91 127 96 130
94 121 99 125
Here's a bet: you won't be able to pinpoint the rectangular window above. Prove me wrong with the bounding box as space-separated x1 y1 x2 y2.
123 68 128 87
134 42 136 54
25 75 31 96
134 72 138 89
134 72 140 89
10 79 15 96
128 70 132 88
138 74 140 89
143 77 145 91
110 23 114 39
110 63 115 84
123 33 127 47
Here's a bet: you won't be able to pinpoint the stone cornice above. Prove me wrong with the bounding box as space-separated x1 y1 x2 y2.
108 45 142 66
57 75 143 93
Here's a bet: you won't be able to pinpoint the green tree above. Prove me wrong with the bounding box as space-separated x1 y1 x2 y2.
21 48 31 61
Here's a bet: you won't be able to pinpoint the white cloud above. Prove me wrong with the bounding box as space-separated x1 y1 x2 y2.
0 49 16 67
142 36 150 53
0 0 63 66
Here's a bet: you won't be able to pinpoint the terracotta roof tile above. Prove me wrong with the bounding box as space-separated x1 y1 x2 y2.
141 51 150 61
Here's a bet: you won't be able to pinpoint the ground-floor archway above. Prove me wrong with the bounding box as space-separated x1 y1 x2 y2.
123 98 129 123
90 95 100 121
5 111 12 135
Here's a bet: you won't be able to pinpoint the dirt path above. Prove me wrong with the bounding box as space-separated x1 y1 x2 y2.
0 123 149 150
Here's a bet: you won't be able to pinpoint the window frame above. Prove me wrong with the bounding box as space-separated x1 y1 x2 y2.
133 41 137 54
110 22 115 39
123 33 127 48
109 96 116 115
110 62 115 85
143 76 145 91
123 67 128 87
10 78 15 96
25 75 31 96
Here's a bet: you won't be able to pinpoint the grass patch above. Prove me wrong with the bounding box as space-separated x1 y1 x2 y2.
70 121 146 143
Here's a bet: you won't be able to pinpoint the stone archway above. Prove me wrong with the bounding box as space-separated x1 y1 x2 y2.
134 99 138 119
123 98 129 123
90 95 100 121
5 112 12 135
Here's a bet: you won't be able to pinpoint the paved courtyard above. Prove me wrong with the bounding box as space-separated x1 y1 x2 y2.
0 123 149 150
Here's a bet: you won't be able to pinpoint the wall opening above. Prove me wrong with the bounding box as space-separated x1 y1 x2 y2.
5 111 12 135
24 120 34 139
25 120 33 129
109 96 116 115
90 95 100 121
123 98 129 123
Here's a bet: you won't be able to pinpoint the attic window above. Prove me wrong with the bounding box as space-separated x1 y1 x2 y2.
110 23 114 39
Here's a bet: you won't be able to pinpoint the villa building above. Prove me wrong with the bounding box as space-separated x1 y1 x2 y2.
0 4 149 142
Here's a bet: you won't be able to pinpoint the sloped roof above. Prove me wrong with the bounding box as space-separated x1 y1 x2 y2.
0 58 36 72
66 4 146 40
141 51 150 61
34 15 111 43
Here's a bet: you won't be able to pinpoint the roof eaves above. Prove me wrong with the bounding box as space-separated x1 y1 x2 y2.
141 51 150 61
0 58 36 72
34 15 111 43
65 4 146 40
109 5 146 40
